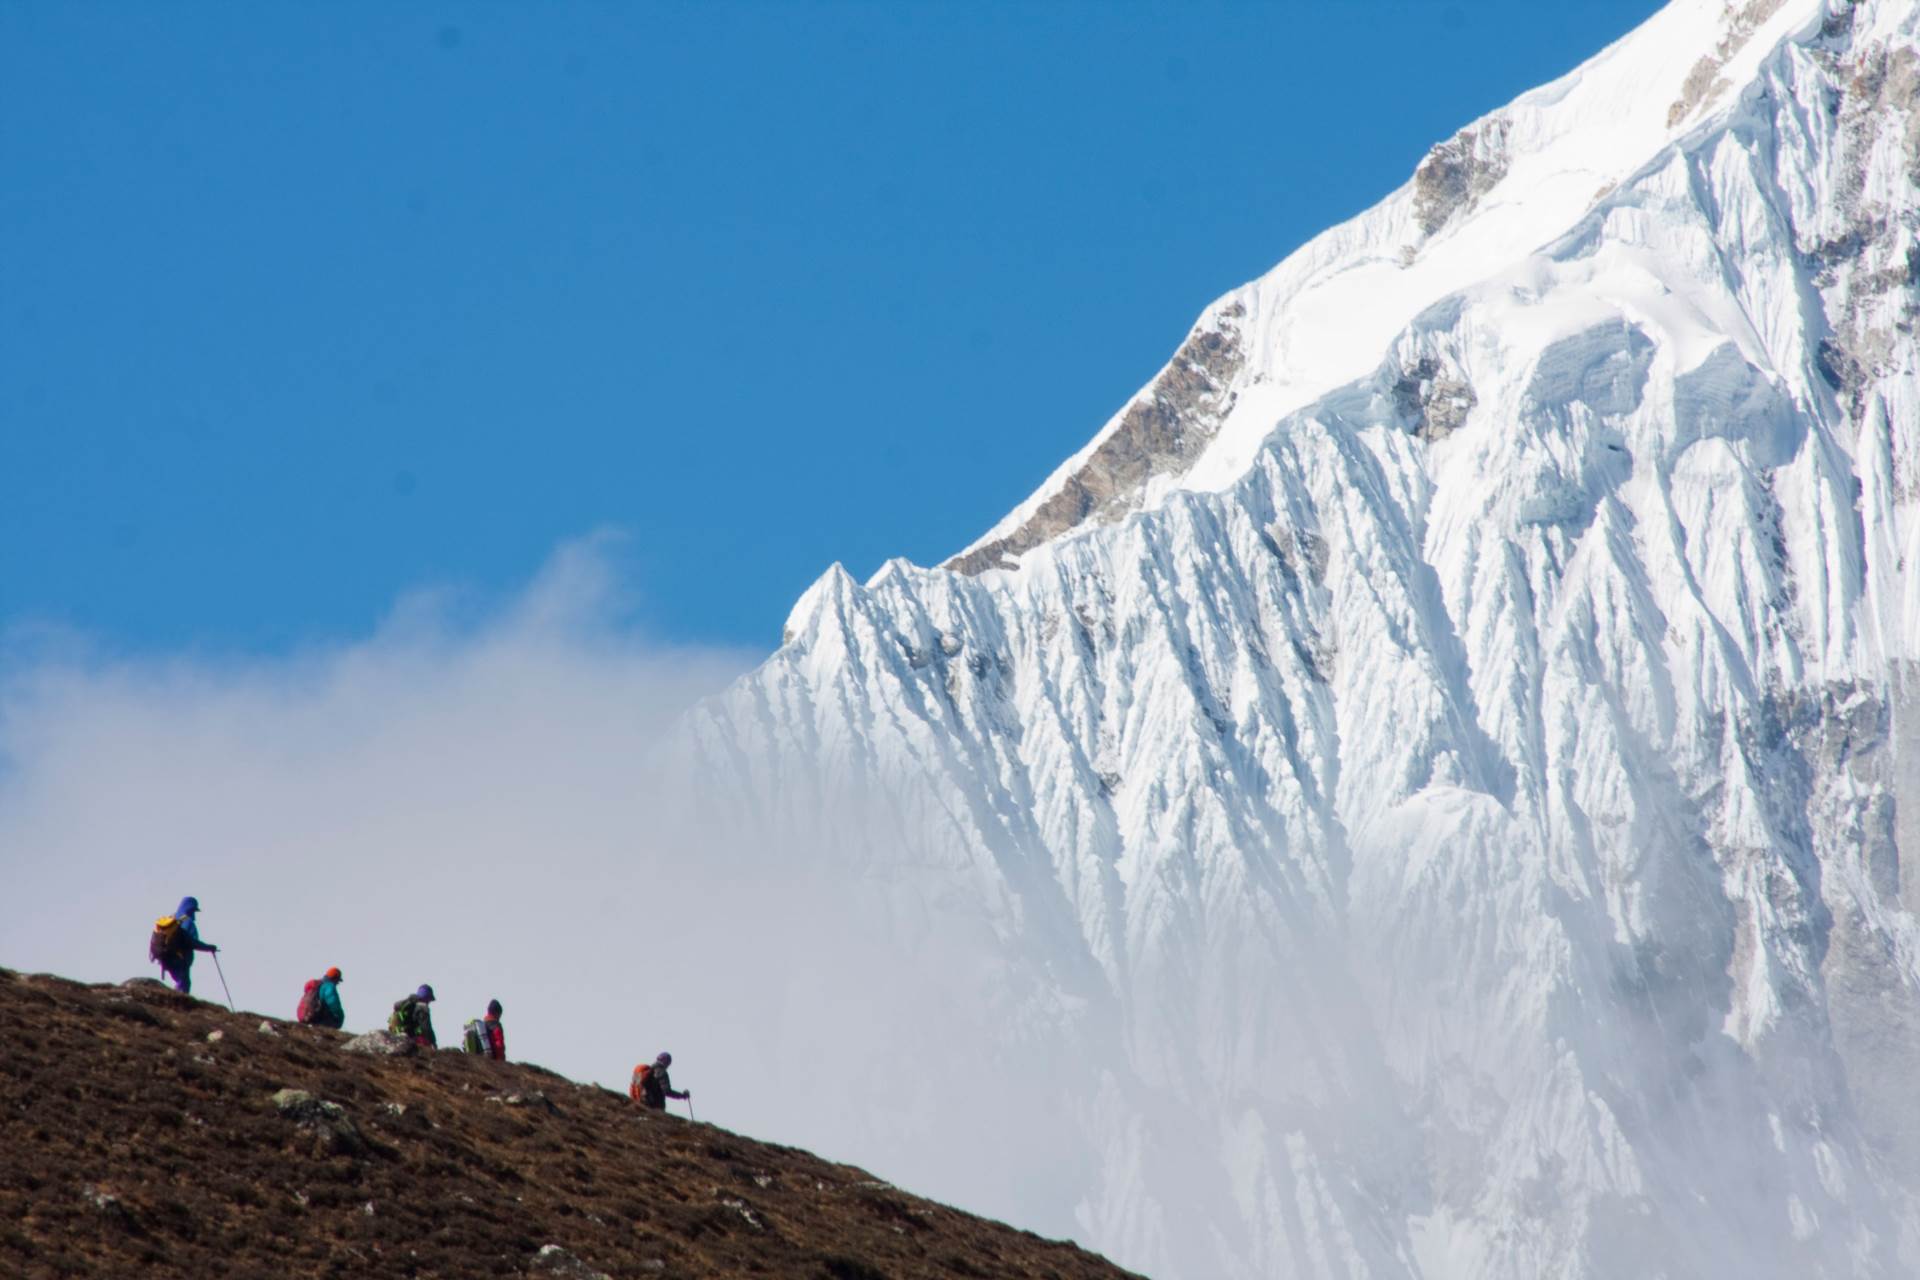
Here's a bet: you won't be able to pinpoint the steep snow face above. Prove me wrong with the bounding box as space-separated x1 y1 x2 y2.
953 0 1846 575
677 1 1920 1276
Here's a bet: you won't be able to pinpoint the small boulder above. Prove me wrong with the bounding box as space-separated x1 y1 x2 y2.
489 1090 557 1113
271 1088 364 1155
256 1020 279 1036
80 1184 139 1231
342 1030 416 1057
206 1030 225 1044
530 1245 613 1279
271 1088 326 1118
373 1100 429 1133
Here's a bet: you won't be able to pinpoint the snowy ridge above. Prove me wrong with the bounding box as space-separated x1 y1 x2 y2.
676 1 1920 1276
956 0 1840 571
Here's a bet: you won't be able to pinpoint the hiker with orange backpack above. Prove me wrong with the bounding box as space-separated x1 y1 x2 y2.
629 1052 691 1114
148 896 218 995
296 967 346 1029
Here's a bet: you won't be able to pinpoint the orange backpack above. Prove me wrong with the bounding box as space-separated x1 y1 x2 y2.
629 1063 651 1103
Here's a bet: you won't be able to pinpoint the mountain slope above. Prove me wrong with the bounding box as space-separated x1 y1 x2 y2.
674 1 1920 1277
0 969 1141 1280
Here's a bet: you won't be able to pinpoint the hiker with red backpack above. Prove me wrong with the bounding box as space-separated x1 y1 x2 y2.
462 1000 506 1060
389 984 438 1048
296 967 345 1029
148 897 218 995
629 1052 691 1113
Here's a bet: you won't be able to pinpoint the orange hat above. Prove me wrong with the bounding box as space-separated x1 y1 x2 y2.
325 967 342 981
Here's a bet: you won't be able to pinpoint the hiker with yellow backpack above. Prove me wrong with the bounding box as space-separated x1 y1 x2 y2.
148 897 220 997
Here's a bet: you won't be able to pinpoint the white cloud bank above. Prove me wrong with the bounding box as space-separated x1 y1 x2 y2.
0 536 768 1086
0 534 1100 1242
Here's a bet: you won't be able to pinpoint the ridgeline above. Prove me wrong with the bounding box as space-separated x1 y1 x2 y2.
0 968 1142 1280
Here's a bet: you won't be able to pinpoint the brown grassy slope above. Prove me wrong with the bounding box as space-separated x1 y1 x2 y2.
0 969 1144 1280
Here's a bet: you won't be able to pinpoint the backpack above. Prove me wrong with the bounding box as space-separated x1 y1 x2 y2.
149 915 183 965
388 997 415 1037
629 1063 651 1103
296 979 322 1024
463 1019 485 1054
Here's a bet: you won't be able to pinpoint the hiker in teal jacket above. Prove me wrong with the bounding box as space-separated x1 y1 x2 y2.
314 967 345 1029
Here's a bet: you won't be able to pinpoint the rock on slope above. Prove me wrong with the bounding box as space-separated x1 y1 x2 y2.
0 970 1141 1280
675 1 1920 1277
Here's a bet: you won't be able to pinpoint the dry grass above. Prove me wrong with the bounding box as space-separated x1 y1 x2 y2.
0 968 1143 1280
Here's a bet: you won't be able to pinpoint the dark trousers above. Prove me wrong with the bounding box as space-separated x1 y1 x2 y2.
161 959 192 994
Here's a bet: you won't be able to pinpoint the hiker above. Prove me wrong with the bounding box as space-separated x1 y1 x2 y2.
463 999 506 1060
389 984 437 1048
629 1052 690 1111
149 896 218 995
297 967 345 1029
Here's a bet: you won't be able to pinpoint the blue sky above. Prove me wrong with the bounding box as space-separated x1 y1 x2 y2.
1 0 1663 655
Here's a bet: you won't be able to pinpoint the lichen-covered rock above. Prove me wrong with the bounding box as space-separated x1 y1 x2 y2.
270 1088 364 1155
341 1030 415 1057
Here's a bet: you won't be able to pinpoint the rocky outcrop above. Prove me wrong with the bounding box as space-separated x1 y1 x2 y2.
1411 117 1512 237
1391 353 1477 440
1667 0 1791 126
946 301 1246 575
341 1028 416 1056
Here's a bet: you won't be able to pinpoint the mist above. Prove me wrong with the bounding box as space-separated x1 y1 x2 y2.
0 535 1102 1244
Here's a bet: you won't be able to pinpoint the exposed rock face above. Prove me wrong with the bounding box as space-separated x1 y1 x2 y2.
1390 353 1477 441
1411 117 1512 237
1669 0 1792 125
946 302 1246 575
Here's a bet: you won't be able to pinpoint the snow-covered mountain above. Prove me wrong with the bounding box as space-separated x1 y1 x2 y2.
672 1 1920 1275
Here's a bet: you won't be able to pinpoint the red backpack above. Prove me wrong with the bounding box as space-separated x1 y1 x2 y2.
629 1063 651 1103
295 979 322 1024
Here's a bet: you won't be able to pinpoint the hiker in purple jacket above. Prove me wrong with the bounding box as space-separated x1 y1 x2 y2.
151 896 218 994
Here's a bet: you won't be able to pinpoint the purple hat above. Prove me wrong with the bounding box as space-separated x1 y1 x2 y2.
416 984 435 1002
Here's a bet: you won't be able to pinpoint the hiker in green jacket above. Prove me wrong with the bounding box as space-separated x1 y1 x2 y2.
389 984 437 1048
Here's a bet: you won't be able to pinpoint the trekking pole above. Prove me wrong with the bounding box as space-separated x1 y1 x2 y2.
211 952 237 1013
685 1097 697 1123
